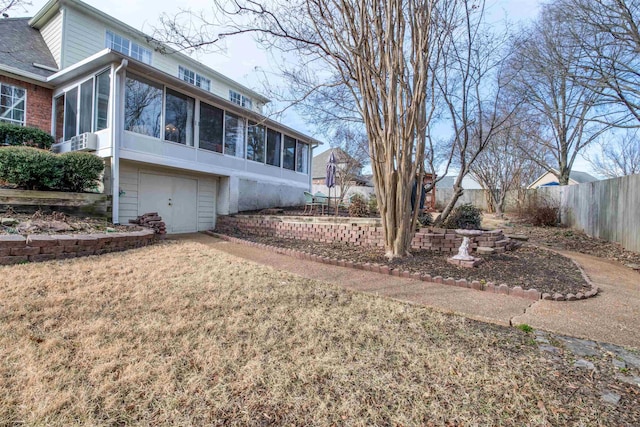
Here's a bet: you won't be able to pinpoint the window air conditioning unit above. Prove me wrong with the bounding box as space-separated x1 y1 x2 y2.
70 132 98 151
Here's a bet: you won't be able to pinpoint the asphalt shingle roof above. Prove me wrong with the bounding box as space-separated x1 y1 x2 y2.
0 18 58 77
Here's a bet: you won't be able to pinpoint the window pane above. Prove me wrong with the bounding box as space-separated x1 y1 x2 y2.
125 74 162 138
247 121 265 162
54 95 64 142
64 88 78 141
94 70 110 131
199 102 223 153
224 111 245 158
196 75 210 91
283 135 296 170
0 84 26 126
79 79 93 134
229 90 241 105
296 141 309 173
266 128 281 167
242 95 252 109
164 88 195 146
131 43 152 64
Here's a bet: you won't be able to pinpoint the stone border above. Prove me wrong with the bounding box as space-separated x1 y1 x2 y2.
529 245 600 301
205 231 599 302
0 229 157 266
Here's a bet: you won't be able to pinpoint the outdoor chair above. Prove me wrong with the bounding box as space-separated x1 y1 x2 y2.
314 192 330 215
304 191 324 215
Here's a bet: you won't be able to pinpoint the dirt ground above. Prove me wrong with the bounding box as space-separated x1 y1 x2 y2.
0 240 637 425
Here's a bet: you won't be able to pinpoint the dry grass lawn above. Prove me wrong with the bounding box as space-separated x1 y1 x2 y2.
0 240 623 425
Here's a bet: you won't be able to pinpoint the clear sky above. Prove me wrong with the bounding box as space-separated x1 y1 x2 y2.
16 0 599 177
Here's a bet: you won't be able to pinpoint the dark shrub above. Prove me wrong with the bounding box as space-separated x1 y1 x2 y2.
418 211 433 228
525 201 559 226
59 151 105 192
443 204 482 229
348 194 368 217
0 146 62 190
0 122 55 149
367 193 378 214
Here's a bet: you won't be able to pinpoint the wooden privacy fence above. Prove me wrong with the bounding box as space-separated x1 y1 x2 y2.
435 174 640 253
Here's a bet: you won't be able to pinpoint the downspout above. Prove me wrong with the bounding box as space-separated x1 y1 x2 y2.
110 59 128 224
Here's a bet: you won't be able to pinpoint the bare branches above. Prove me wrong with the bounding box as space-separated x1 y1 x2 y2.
0 0 30 16
506 3 611 185
586 129 640 177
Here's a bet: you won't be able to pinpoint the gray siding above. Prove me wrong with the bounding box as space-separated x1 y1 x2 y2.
40 10 63 67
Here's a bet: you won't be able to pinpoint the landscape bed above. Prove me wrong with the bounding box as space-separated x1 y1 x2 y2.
219 232 591 296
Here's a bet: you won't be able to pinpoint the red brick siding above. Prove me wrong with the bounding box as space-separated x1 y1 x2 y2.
0 74 52 133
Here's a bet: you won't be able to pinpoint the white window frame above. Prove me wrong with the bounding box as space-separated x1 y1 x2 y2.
241 95 252 109
179 66 211 92
0 83 27 126
106 30 152 65
229 89 242 105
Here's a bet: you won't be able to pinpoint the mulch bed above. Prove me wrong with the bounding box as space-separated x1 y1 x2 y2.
225 232 590 295
0 210 135 235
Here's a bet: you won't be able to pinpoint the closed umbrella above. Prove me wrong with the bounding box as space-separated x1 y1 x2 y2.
326 150 337 214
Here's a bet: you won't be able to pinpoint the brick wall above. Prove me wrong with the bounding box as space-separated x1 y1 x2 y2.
215 215 510 253
0 75 53 132
0 229 156 265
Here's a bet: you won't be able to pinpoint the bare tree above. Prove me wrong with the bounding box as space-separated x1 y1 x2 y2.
469 113 544 216
432 0 517 224
0 0 30 16
555 0 640 125
330 126 369 201
159 0 451 258
508 3 611 185
587 129 640 177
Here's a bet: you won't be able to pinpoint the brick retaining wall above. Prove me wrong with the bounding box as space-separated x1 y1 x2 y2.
0 229 157 265
215 215 512 253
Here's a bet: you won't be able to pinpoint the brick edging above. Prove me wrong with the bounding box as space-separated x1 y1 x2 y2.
205 231 598 302
0 229 158 266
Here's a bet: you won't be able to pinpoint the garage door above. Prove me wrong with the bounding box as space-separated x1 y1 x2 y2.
138 173 198 234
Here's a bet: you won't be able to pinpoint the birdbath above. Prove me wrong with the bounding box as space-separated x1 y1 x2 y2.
448 229 484 268
452 229 483 260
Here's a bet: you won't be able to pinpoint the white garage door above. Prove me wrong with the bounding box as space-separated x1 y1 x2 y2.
138 173 198 234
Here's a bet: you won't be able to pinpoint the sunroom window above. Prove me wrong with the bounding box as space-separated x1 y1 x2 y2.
296 141 309 173
199 102 224 153
224 111 245 158
124 73 162 138
266 128 281 167
164 88 195 146
283 135 296 170
247 121 265 162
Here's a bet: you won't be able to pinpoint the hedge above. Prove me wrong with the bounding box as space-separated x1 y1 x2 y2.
0 122 55 149
0 146 104 192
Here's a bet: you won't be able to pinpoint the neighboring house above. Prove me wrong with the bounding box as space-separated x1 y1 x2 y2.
527 169 598 189
437 175 483 190
311 148 372 200
0 0 320 233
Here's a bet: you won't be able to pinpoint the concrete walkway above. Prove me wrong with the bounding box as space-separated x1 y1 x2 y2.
181 233 639 349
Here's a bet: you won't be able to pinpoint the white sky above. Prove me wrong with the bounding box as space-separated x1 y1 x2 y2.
17 0 599 177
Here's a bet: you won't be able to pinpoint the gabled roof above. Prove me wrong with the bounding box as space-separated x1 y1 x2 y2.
0 18 58 78
437 175 483 190
528 169 598 188
568 170 598 184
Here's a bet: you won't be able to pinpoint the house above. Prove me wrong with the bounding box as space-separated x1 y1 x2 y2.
436 175 483 190
0 0 320 233
527 169 598 189
311 148 372 199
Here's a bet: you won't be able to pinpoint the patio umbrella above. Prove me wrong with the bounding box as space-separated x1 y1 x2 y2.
326 150 337 213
